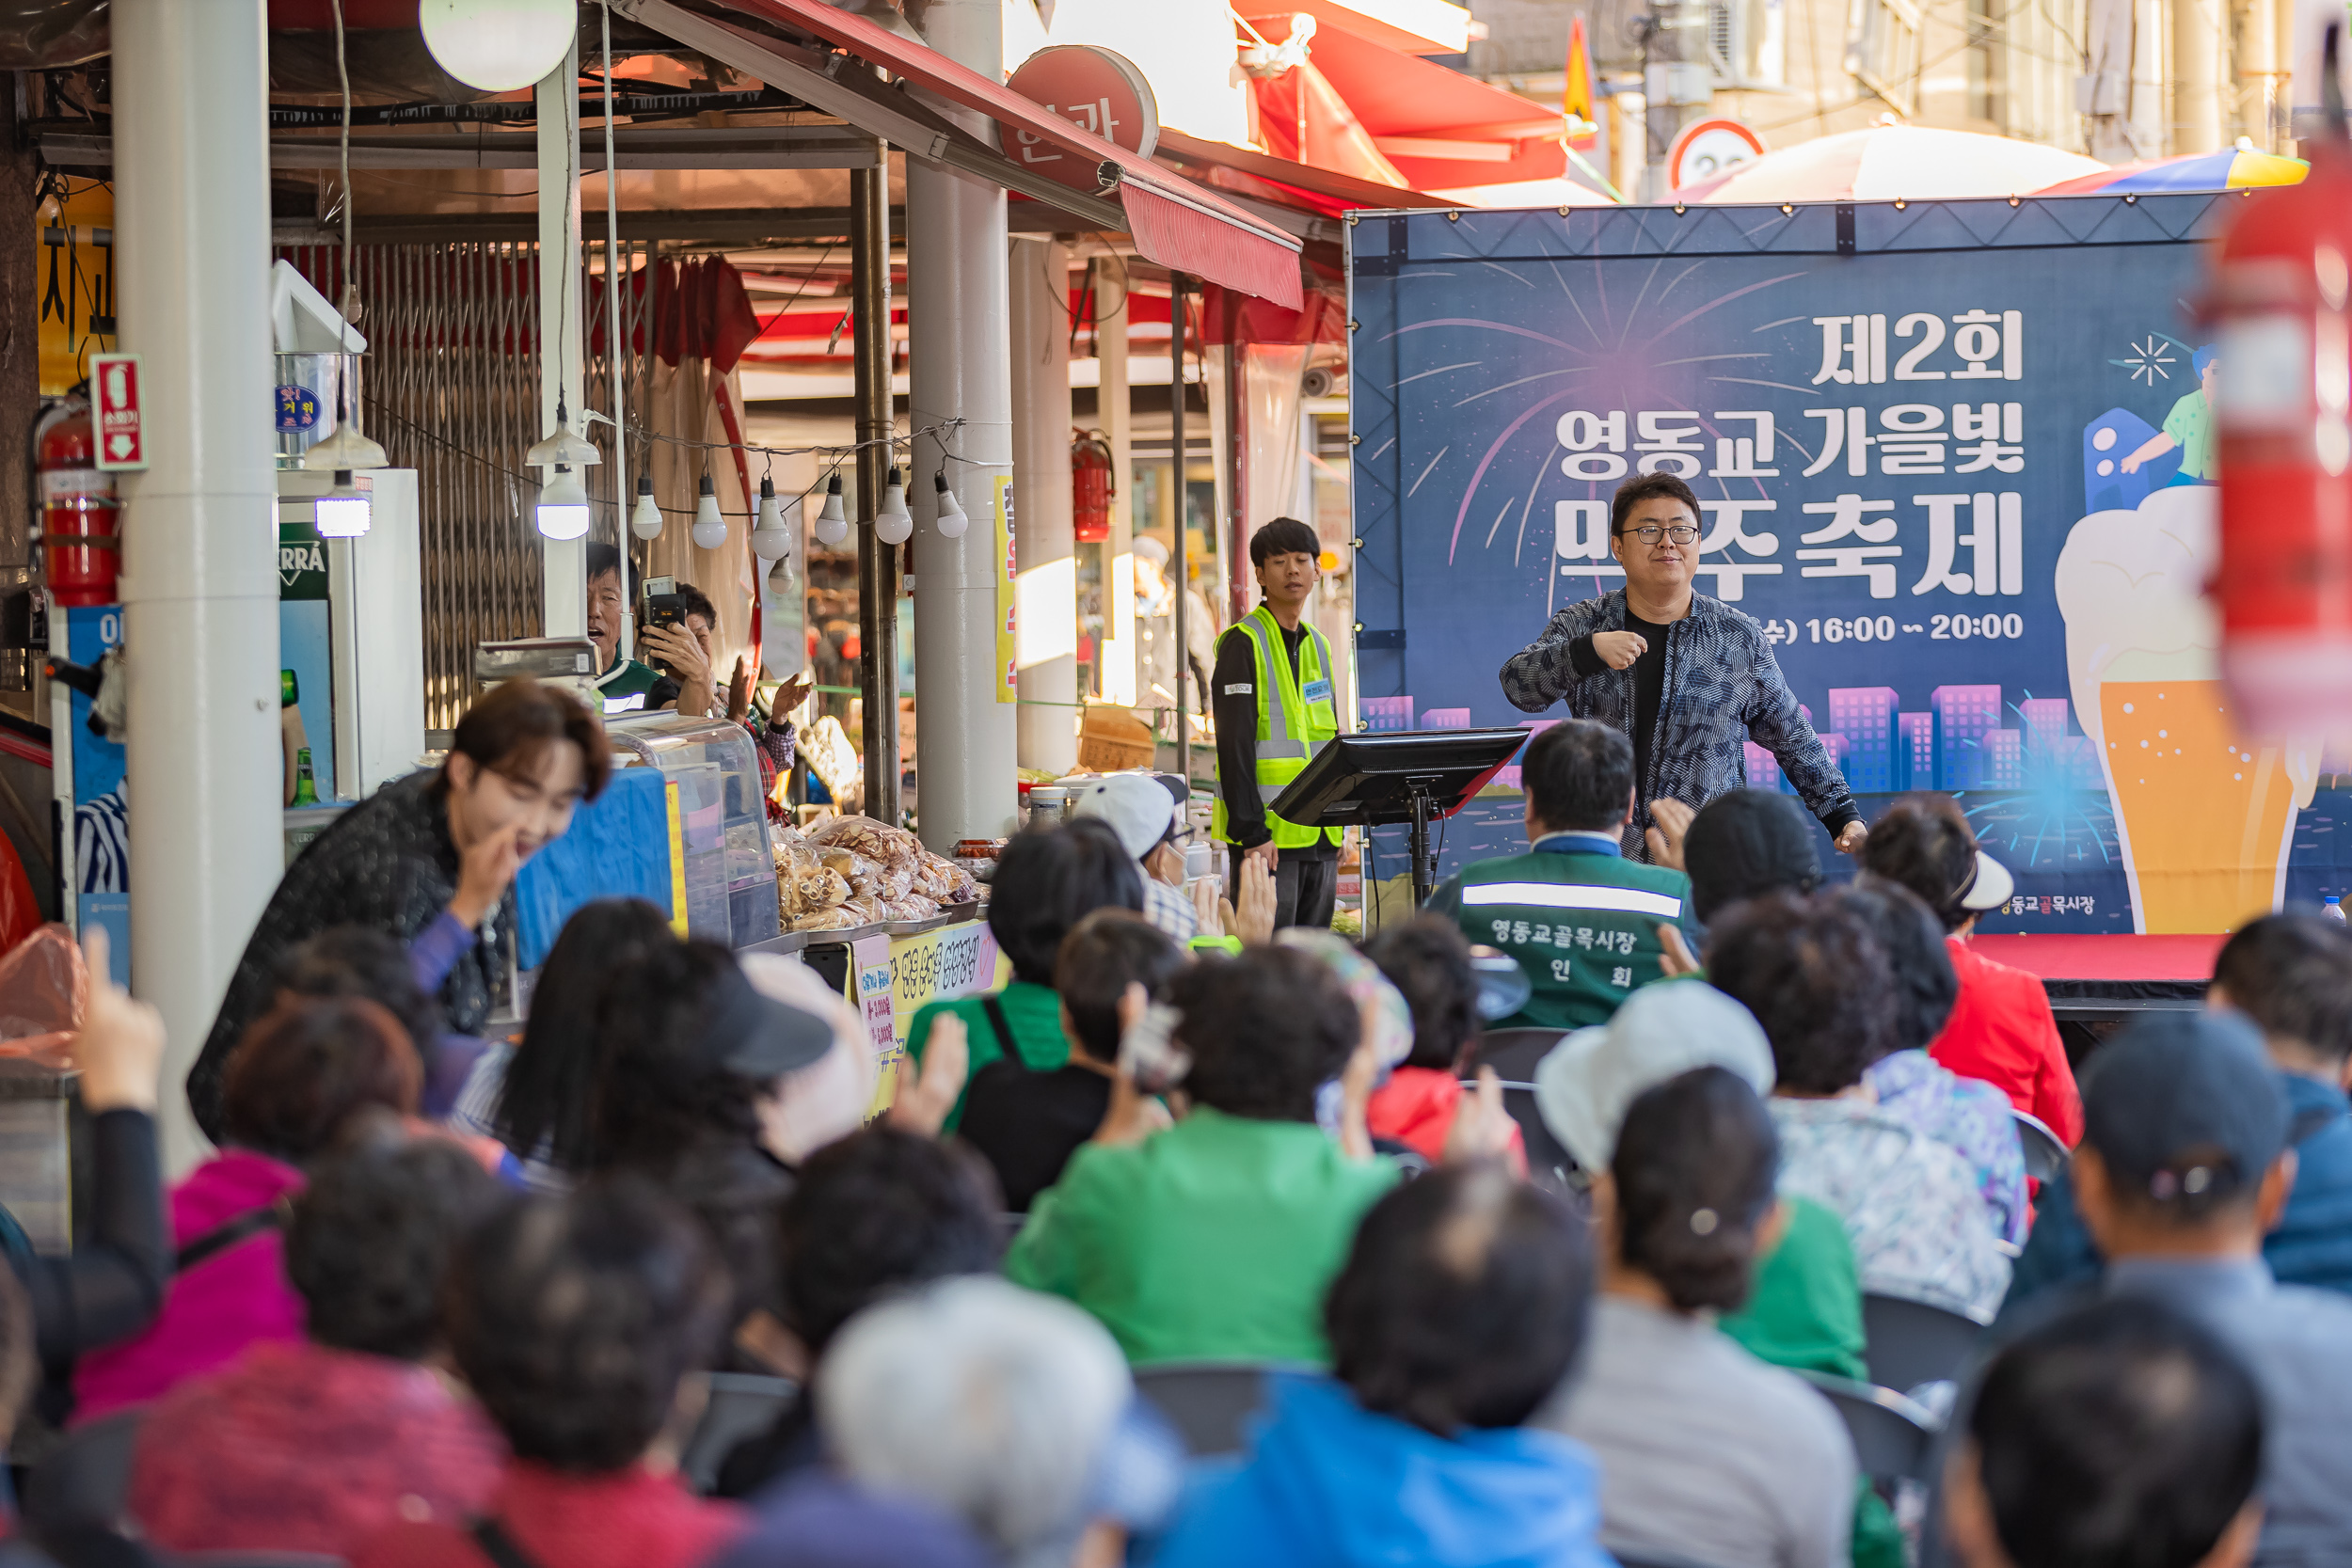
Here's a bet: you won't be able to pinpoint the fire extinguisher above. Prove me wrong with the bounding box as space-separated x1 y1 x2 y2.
2209 24 2352 736
1072 430 1114 544
35 397 118 608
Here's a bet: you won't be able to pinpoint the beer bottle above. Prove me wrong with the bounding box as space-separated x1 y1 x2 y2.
291 746 320 807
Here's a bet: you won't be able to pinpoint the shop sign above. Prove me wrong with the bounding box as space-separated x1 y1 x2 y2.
1000 45 1159 192
90 353 144 471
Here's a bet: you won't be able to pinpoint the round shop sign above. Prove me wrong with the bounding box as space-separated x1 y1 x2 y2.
1667 118 1768 191
999 45 1160 192
275 383 322 434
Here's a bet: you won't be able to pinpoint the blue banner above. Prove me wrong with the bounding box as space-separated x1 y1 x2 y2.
1349 196 2350 934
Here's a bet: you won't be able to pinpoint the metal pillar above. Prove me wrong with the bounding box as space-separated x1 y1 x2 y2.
906 0 1018 850
2174 0 2224 152
116 0 278 1172
537 43 586 637
1098 256 1136 707
1169 272 1191 786
852 158 900 826
1009 236 1075 774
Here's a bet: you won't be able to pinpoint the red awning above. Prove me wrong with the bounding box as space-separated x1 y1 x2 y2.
687 0 1304 308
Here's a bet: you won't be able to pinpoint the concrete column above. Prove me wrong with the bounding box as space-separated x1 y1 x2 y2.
2174 0 2225 152
537 43 585 637
1009 236 1075 774
851 159 900 825
905 0 1018 849
115 0 278 1172
1098 258 1136 708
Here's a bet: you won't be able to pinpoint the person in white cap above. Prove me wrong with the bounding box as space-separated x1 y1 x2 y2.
1068 773 1198 942
1861 796 2082 1149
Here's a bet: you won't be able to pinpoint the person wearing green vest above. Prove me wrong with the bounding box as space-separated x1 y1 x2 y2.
586 543 665 716
1426 718 1700 1031
1211 517 1343 930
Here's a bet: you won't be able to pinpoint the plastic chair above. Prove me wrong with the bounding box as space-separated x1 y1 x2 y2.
1133 1361 1294 1458
677 1372 800 1495
1793 1370 1944 1481
1475 1081 1576 1190
1471 1027 1570 1085
2012 1109 2069 1182
1861 1291 1991 1394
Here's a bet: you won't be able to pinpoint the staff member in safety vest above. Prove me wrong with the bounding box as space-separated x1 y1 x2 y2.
1501 472 1865 863
1424 719 1701 1031
1212 518 1343 931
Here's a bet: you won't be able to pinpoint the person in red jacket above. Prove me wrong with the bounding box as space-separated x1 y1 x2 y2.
1861 796 2083 1148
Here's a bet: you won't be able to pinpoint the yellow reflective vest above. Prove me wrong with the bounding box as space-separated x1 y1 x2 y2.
1212 604 1343 849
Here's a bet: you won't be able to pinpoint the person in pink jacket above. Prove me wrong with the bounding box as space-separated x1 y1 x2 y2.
72 995 421 1423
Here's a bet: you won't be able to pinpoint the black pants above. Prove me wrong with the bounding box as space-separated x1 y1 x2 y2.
1229 848 1339 931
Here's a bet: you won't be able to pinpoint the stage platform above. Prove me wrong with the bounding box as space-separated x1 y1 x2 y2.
1968 934 2224 1018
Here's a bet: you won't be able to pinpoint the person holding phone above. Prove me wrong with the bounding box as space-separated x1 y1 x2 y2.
1211 518 1342 931
585 544 664 716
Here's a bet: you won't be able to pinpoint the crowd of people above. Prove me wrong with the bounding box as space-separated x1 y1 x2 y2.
9 678 2352 1568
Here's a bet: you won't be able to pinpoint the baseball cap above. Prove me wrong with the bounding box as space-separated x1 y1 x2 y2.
1684 790 1822 924
2081 1011 2288 1208
693 958 837 1081
1069 773 1177 861
1469 945 1534 1021
1956 847 2016 912
1533 981 1775 1173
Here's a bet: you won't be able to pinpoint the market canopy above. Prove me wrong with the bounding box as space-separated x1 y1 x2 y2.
1672 124 2105 203
2035 148 2307 195
614 0 1304 308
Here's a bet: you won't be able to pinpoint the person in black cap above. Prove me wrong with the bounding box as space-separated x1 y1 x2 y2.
1676 788 1823 927
1952 1011 2352 1564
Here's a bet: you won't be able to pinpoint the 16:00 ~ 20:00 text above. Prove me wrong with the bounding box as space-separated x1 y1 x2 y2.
1772 612 2028 644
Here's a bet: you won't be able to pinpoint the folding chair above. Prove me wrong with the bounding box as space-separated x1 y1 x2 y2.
1793 1370 1944 1482
1133 1361 1295 1458
677 1372 800 1494
2012 1110 2069 1182
1471 1027 1570 1085
1861 1291 1991 1394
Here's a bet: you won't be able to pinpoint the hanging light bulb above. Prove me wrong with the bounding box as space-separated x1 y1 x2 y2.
630 474 662 540
873 466 913 546
691 473 727 550
932 470 969 540
813 472 850 547
312 470 373 538
535 465 591 541
767 551 798 598
750 474 795 561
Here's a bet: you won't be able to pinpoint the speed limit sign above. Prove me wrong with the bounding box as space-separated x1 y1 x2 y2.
1667 118 1768 191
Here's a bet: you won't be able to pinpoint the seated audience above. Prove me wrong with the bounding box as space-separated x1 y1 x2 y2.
1709 892 2010 1319
1862 796 2081 1146
714 1128 1003 1499
1156 1166 1613 1568
1678 788 1823 927
128 1139 505 1555
908 820 1145 1132
353 1182 748 1568
703 1476 993 1568
1546 1067 1857 1568
1836 879 2027 1245
2007 911 2352 1314
1944 1296 2264 1568
1006 944 1399 1365
277 927 471 1120
1362 915 1525 1170
1069 772 1199 942
75 996 423 1422
960 911 1187 1211
2002 1011 2352 1560
1424 720 1700 1029
453 897 675 1191
811 1276 1182 1567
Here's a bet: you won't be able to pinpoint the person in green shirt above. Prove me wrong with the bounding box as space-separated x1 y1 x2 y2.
906 819 1143 1133
1005 943 1402 1367
2121 344 2218 485
586 543 664 715
1426 719 1701 1031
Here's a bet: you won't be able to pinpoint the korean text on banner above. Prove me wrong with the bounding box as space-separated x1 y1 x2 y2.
995 475 1019 703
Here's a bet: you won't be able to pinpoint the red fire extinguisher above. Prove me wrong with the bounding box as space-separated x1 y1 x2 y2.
36 398 118 608
1073 430 1114 544
2209 26 2352 736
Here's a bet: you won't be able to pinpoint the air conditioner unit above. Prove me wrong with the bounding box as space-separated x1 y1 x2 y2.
1709 0 1788 87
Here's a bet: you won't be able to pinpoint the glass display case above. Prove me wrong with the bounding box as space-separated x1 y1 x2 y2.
607 712 779 949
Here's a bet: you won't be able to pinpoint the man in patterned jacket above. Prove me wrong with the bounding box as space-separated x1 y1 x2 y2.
1500 471 1866 863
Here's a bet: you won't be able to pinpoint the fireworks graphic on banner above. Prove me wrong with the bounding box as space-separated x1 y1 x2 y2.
2111 334 2183 386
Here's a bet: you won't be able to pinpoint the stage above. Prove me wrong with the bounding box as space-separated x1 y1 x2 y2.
1968 933 2222 1017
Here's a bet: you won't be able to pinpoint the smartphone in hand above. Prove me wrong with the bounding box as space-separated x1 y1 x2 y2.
1116 1001 1192 1096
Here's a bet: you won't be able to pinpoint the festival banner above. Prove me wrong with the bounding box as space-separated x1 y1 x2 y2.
1348 196 2350 934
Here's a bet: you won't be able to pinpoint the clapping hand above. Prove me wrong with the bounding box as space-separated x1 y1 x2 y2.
74 927 163 1115
889 1013 970 1136
1644 798 1693 871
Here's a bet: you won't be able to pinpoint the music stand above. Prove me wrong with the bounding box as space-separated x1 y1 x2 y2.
1268 728 1531 908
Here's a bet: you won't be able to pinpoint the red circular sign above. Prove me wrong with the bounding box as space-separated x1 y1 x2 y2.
1000 45 1160 192
1667 117 1768 191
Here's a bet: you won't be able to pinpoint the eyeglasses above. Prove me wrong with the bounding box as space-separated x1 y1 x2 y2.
1622 524 1699 545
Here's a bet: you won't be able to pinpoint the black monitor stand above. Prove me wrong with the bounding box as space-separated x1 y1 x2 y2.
1267 727 1531 909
